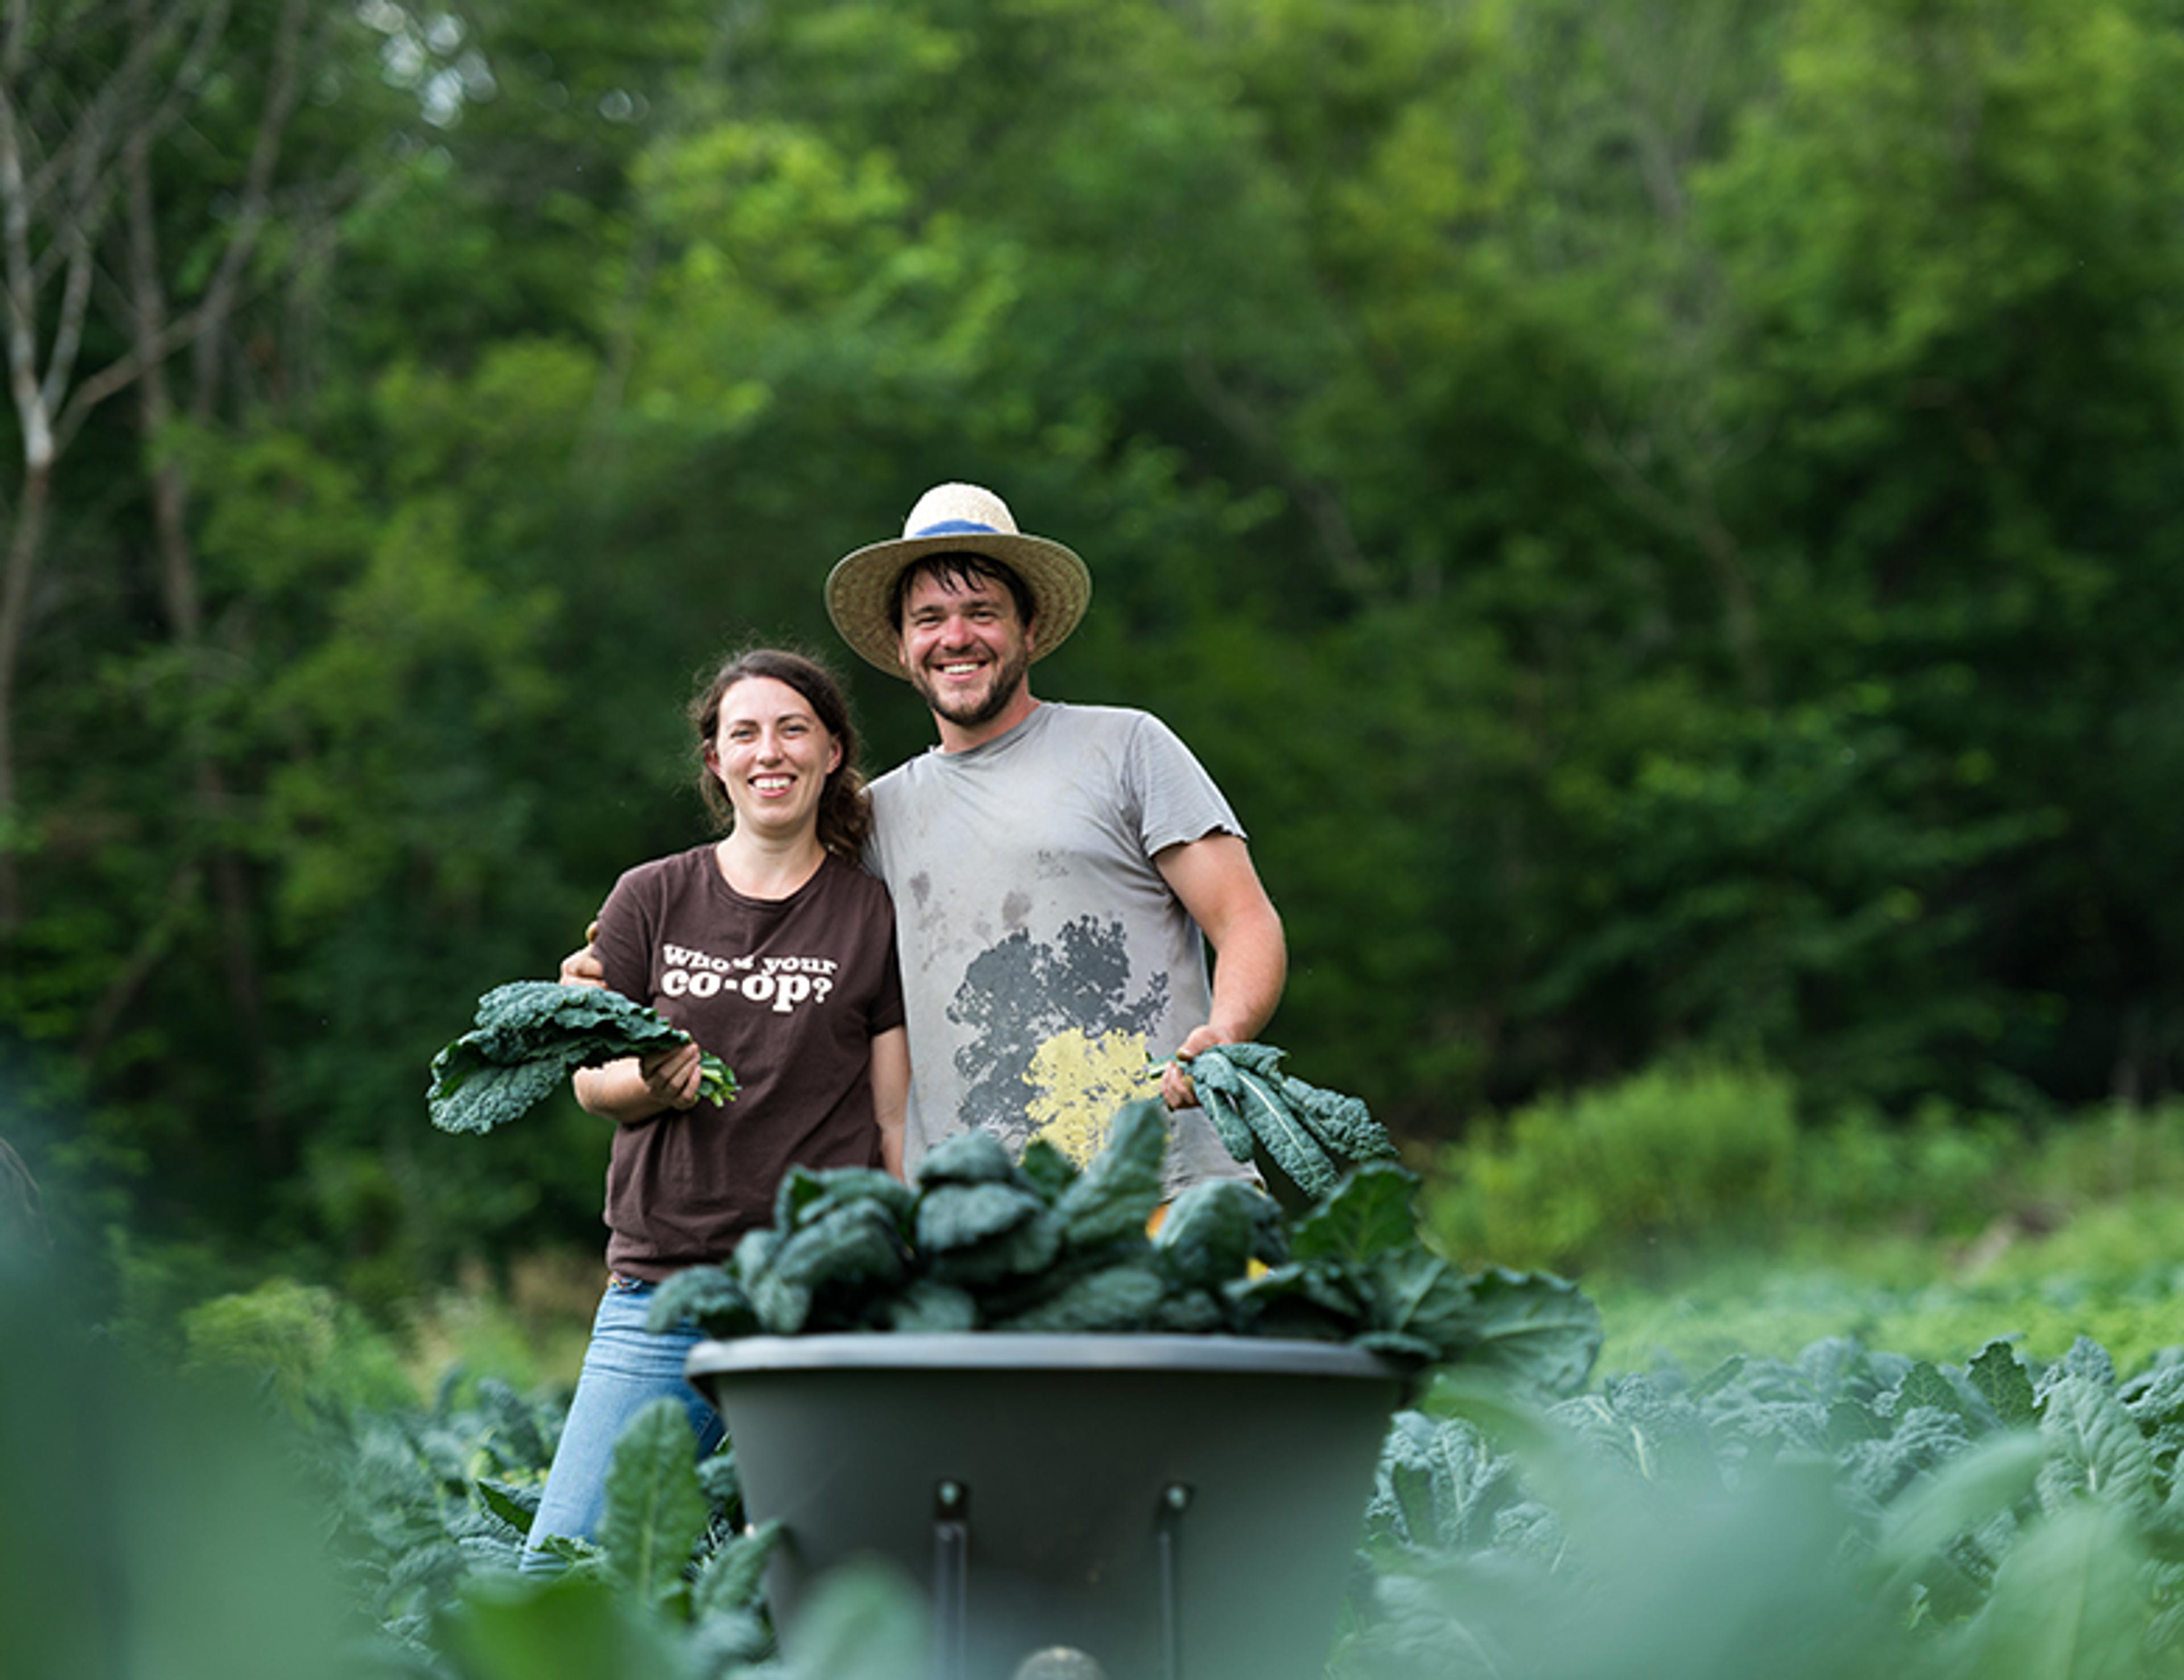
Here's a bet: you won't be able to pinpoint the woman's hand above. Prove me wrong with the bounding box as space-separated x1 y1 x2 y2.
574 1042 705 1123
636 1042 705 1111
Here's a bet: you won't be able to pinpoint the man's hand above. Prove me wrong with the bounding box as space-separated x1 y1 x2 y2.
560 922 606 988
1161 1025 1226 1111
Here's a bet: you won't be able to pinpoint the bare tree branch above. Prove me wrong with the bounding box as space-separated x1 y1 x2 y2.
191 0 305 416
50 297 206 450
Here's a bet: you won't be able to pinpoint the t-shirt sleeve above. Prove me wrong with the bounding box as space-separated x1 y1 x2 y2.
592 867 656 1006
870 911 907 1037
1128 713 1245 855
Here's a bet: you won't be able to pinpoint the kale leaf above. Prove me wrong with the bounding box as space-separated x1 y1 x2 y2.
1168 1041 1399 1199
427 980 735 1135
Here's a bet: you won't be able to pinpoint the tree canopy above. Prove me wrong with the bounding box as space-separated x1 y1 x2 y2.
4 0 2181 1300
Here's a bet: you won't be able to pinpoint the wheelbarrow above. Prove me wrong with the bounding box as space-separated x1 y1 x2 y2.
685 1331 1408 1680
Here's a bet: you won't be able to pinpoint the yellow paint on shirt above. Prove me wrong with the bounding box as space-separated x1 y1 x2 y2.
1024 1028 1161 1165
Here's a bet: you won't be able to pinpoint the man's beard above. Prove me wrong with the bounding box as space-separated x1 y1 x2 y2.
911 644 1031 730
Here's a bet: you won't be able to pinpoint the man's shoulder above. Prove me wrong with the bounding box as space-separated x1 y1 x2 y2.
1033 701 1180 755
1045 700 1160 728
866 755 926 813
865 706 1184 817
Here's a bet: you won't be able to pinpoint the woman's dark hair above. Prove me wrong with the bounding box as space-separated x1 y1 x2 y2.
689 647 872 859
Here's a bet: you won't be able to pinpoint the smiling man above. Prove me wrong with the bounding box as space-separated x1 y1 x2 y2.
825 483 1287 1193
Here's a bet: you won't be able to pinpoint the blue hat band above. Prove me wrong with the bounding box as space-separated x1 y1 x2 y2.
912 519 1002 538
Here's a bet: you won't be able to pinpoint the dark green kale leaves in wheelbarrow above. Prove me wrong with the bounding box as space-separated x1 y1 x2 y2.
428 980 735 1135
645 1095 1603 1392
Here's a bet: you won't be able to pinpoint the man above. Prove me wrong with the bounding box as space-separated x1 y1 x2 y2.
823 482 1285 1191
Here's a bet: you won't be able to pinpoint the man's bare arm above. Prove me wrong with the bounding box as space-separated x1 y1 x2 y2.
1153 832 1287 1108
560 921 606 988
869 1025 910 1179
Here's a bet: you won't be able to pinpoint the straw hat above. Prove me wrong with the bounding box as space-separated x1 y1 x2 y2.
825 483 1092 676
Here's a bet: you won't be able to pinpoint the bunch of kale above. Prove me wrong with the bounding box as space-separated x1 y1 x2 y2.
428 980 736 1135
647 1100 1602 1383
1176 1042 1401 1199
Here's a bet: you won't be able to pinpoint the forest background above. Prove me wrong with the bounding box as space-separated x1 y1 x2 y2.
4 0 2182 1338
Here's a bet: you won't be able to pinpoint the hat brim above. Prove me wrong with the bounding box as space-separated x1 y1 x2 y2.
825 531 1091 676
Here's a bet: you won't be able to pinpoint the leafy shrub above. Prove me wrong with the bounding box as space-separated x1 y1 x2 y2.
1427 1067 2184 1280
1791 1098 2026 1238
2029 1099 2184 1205
183 1276 418 1415
1425 1061 1798 1273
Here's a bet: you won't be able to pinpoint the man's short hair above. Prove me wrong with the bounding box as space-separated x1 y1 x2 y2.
887 552 1037 633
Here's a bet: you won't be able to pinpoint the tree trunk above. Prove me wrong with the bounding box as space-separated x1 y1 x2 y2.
0 450 47 929
126 105 283 1166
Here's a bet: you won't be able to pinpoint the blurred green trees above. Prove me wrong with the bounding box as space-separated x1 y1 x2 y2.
3 0 2182 1298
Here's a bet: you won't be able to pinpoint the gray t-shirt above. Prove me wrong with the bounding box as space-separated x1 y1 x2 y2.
866 701 1259 1193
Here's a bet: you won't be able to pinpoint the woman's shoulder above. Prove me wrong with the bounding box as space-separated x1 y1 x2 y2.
817 850 895 911
604 843 717 903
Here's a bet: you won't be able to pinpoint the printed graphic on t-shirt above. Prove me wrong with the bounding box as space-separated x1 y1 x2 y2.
659 942 841 1013
1025 1028 1163 1164
946 916 1169 1161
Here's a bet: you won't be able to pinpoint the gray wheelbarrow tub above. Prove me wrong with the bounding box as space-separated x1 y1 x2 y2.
687 1332 1410 1680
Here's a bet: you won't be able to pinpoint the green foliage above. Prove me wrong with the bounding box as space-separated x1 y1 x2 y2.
671 1108 1606 1391
1156 1177 1288 1292
16 0 2184 1329
31 1238 2184 1680
1428 1061 1801 1272
1052 1097 1170 1247
0 1266 360 1680
1788 1100 2028 1238
429 981 735 1135
181 1277 417 1417
1430 1069 2184 1281
766 1563 929 1680
597 1399 715 1605
1343 1327 2184 1680
435 1573 698 1680
1182 1042 1400 1199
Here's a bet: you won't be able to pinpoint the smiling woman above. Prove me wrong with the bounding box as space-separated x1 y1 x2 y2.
689 649 871 865
520 647 910 1573
702 670 843 860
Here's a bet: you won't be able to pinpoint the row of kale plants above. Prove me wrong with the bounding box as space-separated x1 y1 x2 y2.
280 1310 2184 1679
9 1281 2184 1677
11 1114 2184 1679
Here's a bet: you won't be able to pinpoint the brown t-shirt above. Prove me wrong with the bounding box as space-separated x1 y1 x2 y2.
592 845 904 1278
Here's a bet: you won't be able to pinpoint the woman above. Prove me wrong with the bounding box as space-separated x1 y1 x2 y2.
522 647 907 1570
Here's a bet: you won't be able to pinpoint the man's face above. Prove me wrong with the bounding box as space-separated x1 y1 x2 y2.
896 565 1036 731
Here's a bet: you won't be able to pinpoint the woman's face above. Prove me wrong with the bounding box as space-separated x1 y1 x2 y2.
705 675 842 839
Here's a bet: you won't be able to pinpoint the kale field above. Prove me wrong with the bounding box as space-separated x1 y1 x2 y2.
10 1096 2184 1680
11 1261 2183 1680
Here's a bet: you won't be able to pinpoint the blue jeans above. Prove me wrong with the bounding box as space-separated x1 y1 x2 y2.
519 1275 725 1573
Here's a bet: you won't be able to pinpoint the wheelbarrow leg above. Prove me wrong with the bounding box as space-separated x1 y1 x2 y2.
933 1478 970 1680
1157 1483 1192 1680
